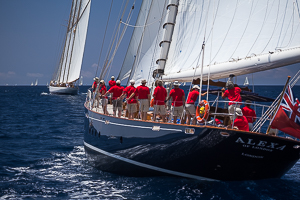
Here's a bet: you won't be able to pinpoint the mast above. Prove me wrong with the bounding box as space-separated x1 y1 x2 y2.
153 0 179 79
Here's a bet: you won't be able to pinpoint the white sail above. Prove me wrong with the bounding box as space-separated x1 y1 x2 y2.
54 0 91 84
122 0 300 83
161 0 300 81
118 0 168 86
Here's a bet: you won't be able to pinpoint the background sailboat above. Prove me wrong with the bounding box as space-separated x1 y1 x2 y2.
49 0 91 95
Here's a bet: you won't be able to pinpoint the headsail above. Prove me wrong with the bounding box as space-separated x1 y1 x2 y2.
118 0 168 86
54 0 91 84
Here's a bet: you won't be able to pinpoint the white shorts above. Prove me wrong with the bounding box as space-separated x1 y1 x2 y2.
154 105 166 115
101 98 108 106
172 106 183 117
127 103 137 113
185 104 196 115
139 99 150 112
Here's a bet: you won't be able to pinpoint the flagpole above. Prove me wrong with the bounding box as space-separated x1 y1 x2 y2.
266 76 291 135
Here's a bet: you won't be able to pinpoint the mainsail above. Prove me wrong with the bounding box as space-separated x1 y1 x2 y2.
54 0 91 84
120 0 300 84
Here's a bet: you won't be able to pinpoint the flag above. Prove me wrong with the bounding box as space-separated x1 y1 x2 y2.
271 85 300 139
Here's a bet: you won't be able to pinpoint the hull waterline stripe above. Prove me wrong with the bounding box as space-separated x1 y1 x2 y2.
84 141 217 182
89 116 182 132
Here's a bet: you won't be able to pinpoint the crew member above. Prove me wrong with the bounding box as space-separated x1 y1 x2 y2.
119 79 138 119
241 100 256 130
104 80 124 117
153 80 167 122
109 76 116 88
185 85 207 125
165 81 185 124
230 108 249 131
99 80 108 115
135 79 150 120
221 80 242 123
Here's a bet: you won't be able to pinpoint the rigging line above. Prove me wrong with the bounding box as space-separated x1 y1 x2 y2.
246 0 269 57
120 10 168 28
95 0 114 77
102 2 135 81
229 0 256 58
103 0 129 81
277 3 296 49
276 0 289 48
99 0 132 80
260 0 280 53
127 0 156 85
210 0 239 64
296 0 300 19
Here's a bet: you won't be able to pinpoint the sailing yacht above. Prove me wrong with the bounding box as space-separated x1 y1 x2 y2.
84 0 300 181
49 0 91 95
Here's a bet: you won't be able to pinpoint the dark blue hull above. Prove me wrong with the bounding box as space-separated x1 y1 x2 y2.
84 105 300 181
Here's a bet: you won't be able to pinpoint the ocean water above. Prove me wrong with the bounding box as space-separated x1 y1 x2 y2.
1 85 300 200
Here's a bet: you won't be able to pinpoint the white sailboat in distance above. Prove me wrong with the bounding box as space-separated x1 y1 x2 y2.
49 0 91 95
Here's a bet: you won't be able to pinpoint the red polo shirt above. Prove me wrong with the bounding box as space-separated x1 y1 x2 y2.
169 88 185 107
108 85 124 100
153 86 167 105
109 80 116 87
124 85 137 104
99 85 107 99
232 116 249 131
136 85 150 99
223 87 242 105
242 106 256 123
186 90 199 104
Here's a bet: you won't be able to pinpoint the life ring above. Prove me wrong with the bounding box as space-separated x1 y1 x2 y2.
196 100 210 123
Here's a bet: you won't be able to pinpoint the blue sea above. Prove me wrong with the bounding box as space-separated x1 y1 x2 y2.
1 85 300 199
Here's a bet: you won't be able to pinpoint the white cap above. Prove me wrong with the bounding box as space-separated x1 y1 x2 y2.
141 79 147 84
193 85 200 89
100 80 105 84
173 81 181 86
130 79 135 84
94 77 99 81
116 80 121 84
235 108 243 116
111 76 115 79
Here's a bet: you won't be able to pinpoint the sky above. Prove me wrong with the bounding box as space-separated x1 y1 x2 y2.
0 0 299 86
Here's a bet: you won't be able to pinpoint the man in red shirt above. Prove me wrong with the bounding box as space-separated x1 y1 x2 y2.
166 81 185 124
135 79 150 121
104 80 124 117
119 79 138 119
185 85 207 125
221 80 242 123
230 108 249 131
109 76 116 88
153 80 167 122
91 77 99 108
99 80 108 115
241 100 256 131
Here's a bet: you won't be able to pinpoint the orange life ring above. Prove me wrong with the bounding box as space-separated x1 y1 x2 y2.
196 100 209 123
